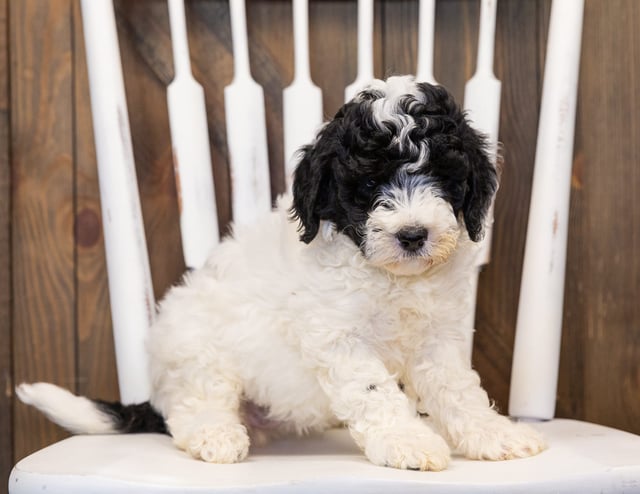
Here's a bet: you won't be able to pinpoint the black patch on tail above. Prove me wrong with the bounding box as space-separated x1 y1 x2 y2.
96 400 169 435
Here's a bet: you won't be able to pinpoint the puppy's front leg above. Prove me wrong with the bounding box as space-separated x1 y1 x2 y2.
409 336 546 461
312 344 450 471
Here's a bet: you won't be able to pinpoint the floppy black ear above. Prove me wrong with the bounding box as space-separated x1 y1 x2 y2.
289 110 348 243
290 138 339 243
462 132 499 242
290 147 323 243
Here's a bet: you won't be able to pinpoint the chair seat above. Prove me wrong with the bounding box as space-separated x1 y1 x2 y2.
9 419 640 493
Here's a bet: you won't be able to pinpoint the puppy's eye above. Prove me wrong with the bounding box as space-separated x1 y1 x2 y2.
363 179 377 189
357 178 378 196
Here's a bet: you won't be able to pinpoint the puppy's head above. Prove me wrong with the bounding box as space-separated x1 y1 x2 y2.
290 76 498 276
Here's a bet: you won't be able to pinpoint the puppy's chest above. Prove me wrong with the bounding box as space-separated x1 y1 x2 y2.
366 281 439 348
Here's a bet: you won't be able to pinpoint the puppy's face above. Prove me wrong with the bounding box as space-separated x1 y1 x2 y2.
291 76 498 276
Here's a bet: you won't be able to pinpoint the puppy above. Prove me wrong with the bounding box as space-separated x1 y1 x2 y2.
18 76 545 471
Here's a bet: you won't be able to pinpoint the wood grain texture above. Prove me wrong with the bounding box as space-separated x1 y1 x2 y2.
6 0 640 472
309 1 358 117
0 0 12 486
564 0 640 431
11 0 76 460
433 0 478 100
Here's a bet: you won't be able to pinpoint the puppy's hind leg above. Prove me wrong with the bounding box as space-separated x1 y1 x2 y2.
163 374 250 464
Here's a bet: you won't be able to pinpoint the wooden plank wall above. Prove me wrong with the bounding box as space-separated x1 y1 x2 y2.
3 0 640 489
0 0 11 488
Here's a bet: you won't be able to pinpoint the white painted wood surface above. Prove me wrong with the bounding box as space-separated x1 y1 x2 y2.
167 0 219 270
462 0 501 358
416 0 438 85
283 0 323 192
80 0 154 404
344 0 374 102
509 0 585 420
10 420 640 493
225 0 271 224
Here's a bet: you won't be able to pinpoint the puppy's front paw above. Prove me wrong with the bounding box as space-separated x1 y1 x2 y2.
457 416 546 461
186 423 250 463
363 424 451 471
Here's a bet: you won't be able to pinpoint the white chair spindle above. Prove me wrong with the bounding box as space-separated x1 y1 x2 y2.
416 0 438 85
462 0 501 359
283 0 323 192
80 0 154 404
225 0 271 225
509 0 585 421
345 0 375 102
167 0 219 270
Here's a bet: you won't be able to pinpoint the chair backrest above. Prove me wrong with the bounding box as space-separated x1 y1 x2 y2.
79 0 583 421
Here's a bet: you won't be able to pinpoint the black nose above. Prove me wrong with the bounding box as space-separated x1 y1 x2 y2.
396 228 428 252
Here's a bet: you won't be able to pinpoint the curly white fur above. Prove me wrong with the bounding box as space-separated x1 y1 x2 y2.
145 193 545 468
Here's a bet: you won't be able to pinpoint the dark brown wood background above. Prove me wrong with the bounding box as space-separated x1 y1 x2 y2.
2 0 639 489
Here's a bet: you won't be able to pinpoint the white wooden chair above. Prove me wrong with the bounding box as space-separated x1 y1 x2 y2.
9 0 640 493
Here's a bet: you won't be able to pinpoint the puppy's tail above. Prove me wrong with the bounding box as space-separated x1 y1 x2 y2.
16 382 168 435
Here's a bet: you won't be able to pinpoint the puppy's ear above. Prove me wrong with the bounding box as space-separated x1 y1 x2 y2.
289 135 338 244
417 82 499 241
462 131 499 242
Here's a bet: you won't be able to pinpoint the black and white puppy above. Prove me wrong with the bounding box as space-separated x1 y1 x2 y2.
18 75 545 471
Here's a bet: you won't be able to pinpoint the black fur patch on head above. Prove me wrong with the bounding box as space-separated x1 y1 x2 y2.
290 77 498 245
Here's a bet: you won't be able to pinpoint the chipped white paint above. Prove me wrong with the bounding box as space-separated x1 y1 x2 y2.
167 0 219 269
283 0 323 192
462 0 501 359
509 0 585 420
345 0 375 102
225 0 271 225
80 0 154 403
